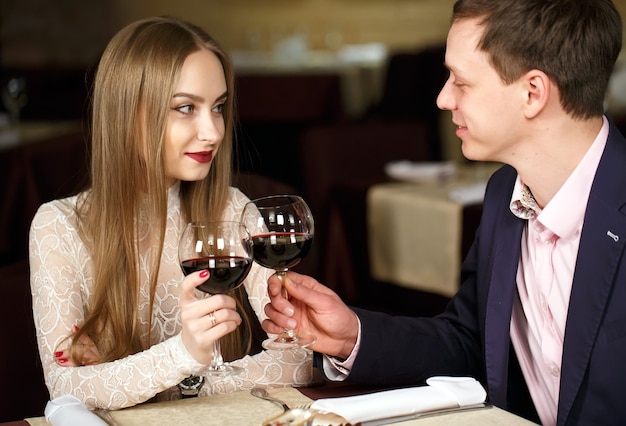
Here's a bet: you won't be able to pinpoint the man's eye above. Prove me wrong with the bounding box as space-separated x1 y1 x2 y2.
175 104 194 114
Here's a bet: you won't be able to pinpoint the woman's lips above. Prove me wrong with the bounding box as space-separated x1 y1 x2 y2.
186 151 213 163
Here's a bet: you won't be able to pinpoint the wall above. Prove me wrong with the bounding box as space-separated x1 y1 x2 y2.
112 0 456 54
3 0 626 67
0 0 115 67
1 0 458 68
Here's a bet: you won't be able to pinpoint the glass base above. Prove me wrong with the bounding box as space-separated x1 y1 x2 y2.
262 333 316 351
207 363 244 377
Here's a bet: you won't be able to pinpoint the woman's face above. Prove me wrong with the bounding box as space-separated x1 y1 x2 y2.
164 49 227 185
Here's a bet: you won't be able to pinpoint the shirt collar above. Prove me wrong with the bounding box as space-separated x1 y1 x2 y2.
509 116 609 239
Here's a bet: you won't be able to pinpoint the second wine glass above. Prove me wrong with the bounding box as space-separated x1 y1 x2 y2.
178 220 253 376
242 195 316 350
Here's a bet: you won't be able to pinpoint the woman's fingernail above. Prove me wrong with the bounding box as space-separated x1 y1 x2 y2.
199 270 209 278
58 358 68 364
286 319 297 329
284 307 295 317
54 351 63 358
72 325 79 332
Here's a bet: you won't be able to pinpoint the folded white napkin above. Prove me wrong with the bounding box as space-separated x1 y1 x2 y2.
45 395 108 426
384 161 457 183
448 181 488 205
310 376 487 424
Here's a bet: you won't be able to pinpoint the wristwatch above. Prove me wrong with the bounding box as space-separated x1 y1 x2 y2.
178 374 205 398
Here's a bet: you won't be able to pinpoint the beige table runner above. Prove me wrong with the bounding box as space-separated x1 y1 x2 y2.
368 164 500 297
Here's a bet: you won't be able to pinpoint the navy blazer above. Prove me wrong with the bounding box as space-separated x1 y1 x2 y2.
342 120 626 425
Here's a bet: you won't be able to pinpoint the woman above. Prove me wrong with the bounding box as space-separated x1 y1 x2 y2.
28 16 312 410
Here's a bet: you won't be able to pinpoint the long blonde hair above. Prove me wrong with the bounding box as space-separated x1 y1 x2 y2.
73 16 251 362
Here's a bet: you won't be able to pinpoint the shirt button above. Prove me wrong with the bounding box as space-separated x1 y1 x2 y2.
552 366 560 376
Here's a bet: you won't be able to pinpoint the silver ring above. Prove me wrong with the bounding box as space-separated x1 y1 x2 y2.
208 312 217 326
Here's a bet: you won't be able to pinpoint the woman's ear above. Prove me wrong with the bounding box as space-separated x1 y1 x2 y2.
523 70 551 119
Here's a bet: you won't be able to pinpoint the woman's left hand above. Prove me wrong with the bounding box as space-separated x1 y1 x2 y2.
54 325 101 366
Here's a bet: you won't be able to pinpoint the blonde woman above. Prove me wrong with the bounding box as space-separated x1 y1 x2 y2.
29 16 312 410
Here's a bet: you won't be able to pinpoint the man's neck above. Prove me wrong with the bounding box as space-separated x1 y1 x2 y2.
510 116 604 209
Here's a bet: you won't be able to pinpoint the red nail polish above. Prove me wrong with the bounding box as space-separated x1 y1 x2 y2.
58 358 68 364
54 351 63 358
199 270 209 278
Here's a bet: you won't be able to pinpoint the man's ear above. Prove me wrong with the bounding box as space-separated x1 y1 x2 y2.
523 70 551 119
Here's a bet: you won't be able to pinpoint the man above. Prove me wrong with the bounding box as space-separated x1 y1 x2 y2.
262 1 626 425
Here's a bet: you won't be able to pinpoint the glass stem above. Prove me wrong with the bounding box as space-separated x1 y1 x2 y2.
276 271 296 340
211 339 224 369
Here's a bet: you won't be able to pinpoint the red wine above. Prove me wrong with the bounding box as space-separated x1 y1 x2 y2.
251 233 313 271
180 256 252 294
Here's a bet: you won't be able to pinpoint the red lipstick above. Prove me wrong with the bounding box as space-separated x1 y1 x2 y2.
186 151 213 163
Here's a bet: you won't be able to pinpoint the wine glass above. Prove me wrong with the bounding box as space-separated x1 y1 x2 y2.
178 221 253 376
241 195 316 350
2 78 28 125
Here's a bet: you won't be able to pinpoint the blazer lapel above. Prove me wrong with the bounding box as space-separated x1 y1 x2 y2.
484 204 524 407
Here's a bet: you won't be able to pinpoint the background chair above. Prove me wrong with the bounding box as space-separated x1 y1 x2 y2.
235 73 344 191
297 120 431 301
0 260 49 422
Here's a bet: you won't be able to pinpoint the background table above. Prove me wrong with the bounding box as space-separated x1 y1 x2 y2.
367 163 501 297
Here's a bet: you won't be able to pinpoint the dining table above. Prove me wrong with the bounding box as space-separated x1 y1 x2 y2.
14 381 536 426
367 162 502 298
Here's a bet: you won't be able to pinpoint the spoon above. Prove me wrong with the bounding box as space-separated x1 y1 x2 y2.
251 387 291 411
252 388 320 425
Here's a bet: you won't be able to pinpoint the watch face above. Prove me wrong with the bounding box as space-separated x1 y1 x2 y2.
179 374 205 389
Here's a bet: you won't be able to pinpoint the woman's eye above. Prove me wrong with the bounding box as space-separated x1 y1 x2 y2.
175 104 194 114
213 103 225 114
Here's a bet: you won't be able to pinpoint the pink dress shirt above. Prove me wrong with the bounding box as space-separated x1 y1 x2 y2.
509 117 609 426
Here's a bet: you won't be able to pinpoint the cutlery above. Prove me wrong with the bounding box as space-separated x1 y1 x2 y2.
252 388 324 426
361 402 492 425
250 387 291 411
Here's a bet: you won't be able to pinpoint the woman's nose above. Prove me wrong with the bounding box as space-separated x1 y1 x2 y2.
197 114 222 142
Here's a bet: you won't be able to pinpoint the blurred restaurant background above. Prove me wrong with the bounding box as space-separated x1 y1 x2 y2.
2 0 626 420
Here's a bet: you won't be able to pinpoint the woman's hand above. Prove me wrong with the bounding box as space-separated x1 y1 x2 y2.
179 269 242 365
262 271 359 359
54 325 101 366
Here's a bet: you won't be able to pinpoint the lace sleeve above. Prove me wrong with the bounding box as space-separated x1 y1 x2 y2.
29 200 205 409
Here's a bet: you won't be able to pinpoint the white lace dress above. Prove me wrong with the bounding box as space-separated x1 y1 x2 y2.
29 185 312 409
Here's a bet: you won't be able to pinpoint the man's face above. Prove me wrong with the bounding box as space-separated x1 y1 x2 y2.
437 18 525 163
